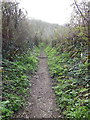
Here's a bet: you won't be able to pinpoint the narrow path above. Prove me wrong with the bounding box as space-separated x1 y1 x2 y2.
29 51 60 118
14 51 60 118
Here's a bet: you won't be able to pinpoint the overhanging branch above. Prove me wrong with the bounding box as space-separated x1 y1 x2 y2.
74 0 88 22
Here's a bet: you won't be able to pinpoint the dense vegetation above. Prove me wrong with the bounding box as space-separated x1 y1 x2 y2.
1 0 90 119
1 47 39 119
45 0 90 119
45 46 90 119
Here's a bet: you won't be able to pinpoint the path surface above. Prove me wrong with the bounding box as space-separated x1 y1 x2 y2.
14 51 60 118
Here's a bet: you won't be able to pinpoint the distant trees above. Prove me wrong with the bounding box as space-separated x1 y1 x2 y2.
2 1 34 60
2 0 89 63
2 1 57 60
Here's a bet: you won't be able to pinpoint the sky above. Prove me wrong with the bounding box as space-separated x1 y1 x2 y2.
19 0 74 25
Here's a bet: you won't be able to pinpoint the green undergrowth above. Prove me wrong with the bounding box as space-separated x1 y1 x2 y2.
1 46 40 120
45 46 90 120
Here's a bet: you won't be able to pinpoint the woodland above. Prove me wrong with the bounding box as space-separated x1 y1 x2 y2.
0 0 90 119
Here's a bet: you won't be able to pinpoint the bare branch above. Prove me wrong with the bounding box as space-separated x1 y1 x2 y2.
74 0 88 22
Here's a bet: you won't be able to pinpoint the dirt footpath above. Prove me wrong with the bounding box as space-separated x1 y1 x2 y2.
29 51 60 118
14 51 60 118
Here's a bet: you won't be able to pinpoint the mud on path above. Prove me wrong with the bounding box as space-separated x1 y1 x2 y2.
14 51 60 118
